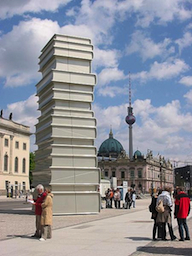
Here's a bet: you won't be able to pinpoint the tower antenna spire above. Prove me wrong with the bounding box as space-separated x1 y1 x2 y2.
125 72 136 160
129 71 131 108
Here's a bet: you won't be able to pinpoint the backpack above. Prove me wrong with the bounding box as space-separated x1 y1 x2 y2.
156 200 164 213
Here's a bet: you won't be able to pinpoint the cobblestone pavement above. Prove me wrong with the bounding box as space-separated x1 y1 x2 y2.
131 217 192 256
0 197 149 241
1 197 192 256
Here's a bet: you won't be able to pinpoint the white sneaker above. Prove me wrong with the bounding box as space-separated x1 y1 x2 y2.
39 238 46 241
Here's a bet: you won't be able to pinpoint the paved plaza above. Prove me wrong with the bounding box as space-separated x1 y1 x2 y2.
0 196 192 256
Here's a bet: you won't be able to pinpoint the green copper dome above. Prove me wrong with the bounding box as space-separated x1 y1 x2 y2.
133 150 144 159
98 129 124 158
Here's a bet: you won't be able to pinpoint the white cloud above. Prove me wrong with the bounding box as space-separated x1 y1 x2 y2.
93 103 127 129
0 18 61 87
186 23 192 30
133 58 189 82
135 0 192 27
176 32 192 54
126 31 174 61
98 68 127 86
3 94 39 152
156 100 192 132
93 48 120 70
97 85 127 98
0 15 121 88
4 94 39 130
184 90 192 104
133 99 155 119
66 0 118 45
179 76 192 86
0 0 72 19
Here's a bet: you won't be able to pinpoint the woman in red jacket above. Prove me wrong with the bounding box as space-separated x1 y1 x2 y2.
32 184 47 238
174 187 191 241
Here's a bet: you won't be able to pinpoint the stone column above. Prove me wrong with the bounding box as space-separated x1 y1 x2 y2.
9 135 14 174
0 133 3 174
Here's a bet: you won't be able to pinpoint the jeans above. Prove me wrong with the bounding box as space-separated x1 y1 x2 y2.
177 218 190 240
153 219 158 239
161 223 176 240
115 200 120 208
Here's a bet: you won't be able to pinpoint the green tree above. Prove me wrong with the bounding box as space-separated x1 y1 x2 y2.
29 152 35 188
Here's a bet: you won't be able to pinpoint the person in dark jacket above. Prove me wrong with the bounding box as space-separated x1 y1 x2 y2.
150 189 162 240
174 187 191 241
125 189 131 209
32 184 47 238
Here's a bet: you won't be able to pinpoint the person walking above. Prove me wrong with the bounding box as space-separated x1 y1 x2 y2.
39 187 54 241
174 187 191 241
32 184 47 238
125 189 131 209
105 188 110 208
149 190 162 240
156 186 177 241
132 191 136 208
114 188 121 209
109 188 114 208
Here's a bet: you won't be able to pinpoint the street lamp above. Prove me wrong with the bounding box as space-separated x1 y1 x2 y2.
150 166 154 196
159 157 163 189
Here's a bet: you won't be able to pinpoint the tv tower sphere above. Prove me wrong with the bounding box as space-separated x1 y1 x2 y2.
125 114 136 125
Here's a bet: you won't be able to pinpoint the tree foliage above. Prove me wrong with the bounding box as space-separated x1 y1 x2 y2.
29 152 35 187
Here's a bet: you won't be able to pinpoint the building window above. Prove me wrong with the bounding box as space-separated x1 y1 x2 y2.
4 154 8 171
15 181 18 191
22 182 26 191
22 158 26 173
130 170 135 178
112 171 116 177
15 157 18 173
15 141 19 149
121 171 125 179
23 143 26 150
138 170 142 178
104 170 108 177
5 138 9 147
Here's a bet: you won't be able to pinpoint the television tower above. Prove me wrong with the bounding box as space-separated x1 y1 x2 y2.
125 73 136 160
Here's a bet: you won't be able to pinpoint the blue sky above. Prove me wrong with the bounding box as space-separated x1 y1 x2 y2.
0 0 192 166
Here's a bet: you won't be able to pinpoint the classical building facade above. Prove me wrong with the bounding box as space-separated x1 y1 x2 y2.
0 115 31 196
98 130 174 193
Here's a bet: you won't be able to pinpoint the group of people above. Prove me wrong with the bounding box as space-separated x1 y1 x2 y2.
150 186 190 241
31 184 53 241
105 187 136 209
105 188 116 208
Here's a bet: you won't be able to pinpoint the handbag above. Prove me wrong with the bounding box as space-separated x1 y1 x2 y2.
149 204 153 212
156 200 164 213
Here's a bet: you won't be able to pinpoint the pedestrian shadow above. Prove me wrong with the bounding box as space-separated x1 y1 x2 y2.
0 209 33 215
136 246 192 255
125 236 151 241
6 234 34 239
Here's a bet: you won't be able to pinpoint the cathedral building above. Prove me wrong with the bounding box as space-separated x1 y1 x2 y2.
98 129 174 194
